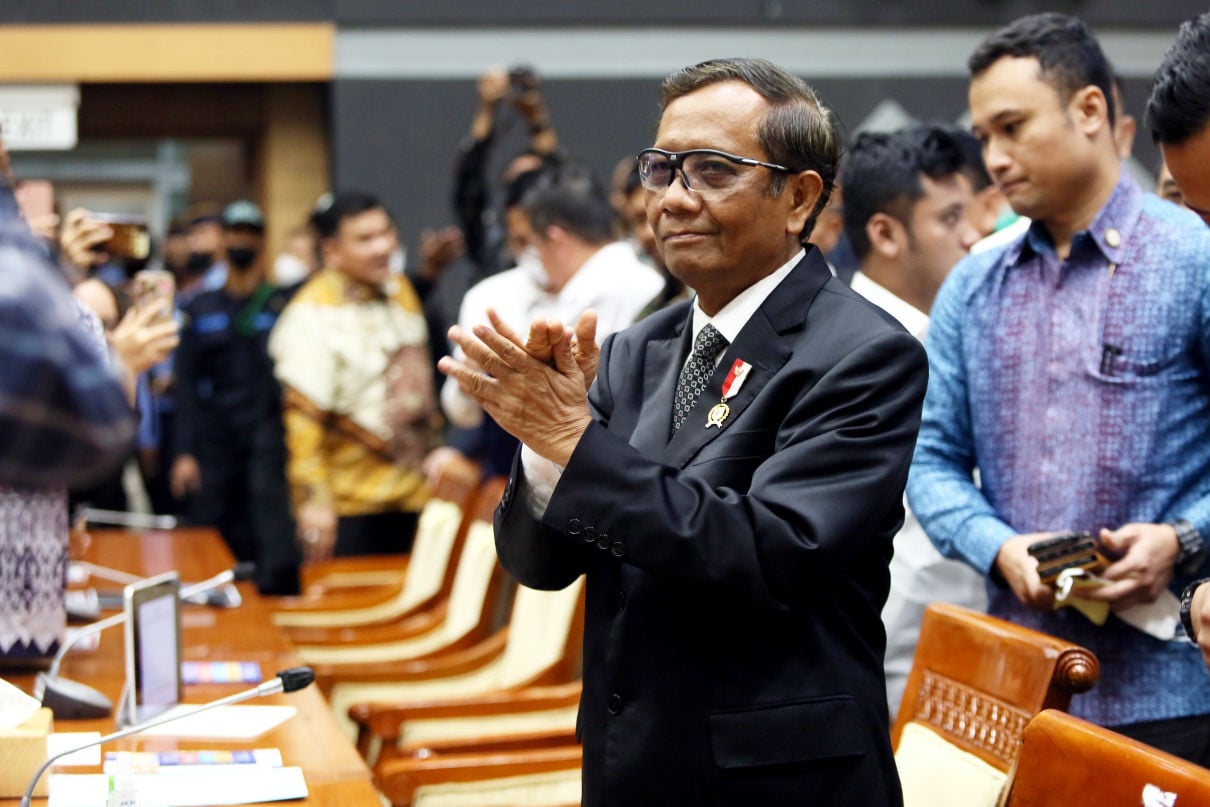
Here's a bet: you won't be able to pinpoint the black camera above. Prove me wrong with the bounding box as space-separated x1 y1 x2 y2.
508 65 539 94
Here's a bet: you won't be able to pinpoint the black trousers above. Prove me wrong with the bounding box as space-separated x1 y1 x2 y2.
335 511 419 557
1111 712 1210 768
187 448 301 596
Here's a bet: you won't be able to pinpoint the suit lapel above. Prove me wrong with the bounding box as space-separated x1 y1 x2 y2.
660 249 833 469
629 323 688 454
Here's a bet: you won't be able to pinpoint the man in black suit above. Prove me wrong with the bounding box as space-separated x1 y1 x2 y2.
441 57 926 806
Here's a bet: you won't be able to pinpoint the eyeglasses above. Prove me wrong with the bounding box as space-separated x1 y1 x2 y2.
636 148 791 194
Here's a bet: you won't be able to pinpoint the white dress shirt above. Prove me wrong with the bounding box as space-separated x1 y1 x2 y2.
850 270 987 716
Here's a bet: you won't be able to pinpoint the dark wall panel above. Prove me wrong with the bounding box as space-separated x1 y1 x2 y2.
3 1 1205 27
333 73 1160 253
334 0 1206 27
0 0 329 23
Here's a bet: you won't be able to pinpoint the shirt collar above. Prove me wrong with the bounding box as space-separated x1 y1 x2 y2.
691 249 803 344
850 270 930 341
1004 170 1143 267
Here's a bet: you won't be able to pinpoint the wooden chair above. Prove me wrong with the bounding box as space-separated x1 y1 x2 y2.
336 577 586 760
378 746 582 807
271 472 494 639
891 603 1100 807
290 454 481 598
366 683 583 806
300 516 512 697
1003 709 1210 807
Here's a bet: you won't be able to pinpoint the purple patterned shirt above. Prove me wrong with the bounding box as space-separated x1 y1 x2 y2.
908 172 1210 727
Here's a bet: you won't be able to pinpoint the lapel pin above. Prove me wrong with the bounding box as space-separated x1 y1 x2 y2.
707 359 752 428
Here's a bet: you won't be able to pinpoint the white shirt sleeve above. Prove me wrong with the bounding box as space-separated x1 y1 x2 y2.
440 375 485 429
519 443 565 518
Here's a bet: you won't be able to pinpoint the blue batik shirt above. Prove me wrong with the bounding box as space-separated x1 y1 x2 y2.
908 171 1210 727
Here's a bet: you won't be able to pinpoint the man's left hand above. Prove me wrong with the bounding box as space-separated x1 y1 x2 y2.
1189 581 1210 670
1083 523 1180 610
439 319 592 467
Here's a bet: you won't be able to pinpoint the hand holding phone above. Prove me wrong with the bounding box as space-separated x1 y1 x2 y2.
131 269 175 322
91 213 150 261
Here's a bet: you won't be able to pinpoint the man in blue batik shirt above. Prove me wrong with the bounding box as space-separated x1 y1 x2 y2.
908 13 1210 764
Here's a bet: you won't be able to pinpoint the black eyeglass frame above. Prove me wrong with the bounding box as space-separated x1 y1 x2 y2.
636 147 793 192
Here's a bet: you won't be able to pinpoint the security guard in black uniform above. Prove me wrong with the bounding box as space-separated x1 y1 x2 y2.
171 201 300 594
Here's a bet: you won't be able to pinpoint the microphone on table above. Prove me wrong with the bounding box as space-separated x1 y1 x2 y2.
81 507 178 530
36 562 258 720
20 667 315 807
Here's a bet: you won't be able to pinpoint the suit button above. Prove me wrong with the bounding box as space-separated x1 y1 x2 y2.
616 590 626 613
608 694 624 715
568 518 583 536
582 525 596 543
596 533 610 550
610 542 625 557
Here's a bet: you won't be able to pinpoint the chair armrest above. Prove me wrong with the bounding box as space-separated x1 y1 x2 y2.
358 682 582 724
267 585 405 614
300 554 409 592
332 629 510 692
285 602 447 646
375 745 581 807
398 726 578 758
312 625 496 695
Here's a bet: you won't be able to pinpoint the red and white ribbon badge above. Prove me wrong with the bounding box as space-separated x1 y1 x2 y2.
721 359 752 402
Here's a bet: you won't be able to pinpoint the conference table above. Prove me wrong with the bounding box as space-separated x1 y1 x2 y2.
2 528 381 807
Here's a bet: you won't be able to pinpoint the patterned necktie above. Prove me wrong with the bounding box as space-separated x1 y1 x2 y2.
672 323 728 432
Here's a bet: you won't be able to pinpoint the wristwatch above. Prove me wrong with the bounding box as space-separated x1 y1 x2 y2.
1170 519 1207 577
1180 578 1210 641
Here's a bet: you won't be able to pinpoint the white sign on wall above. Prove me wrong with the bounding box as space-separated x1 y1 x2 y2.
0 85 80 151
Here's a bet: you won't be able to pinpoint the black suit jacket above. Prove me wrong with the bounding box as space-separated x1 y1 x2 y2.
495 248 926 806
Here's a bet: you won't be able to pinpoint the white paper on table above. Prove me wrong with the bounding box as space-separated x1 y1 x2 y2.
0 676 41 730
48 767 309 807
136 704 297 740
47 732 103 766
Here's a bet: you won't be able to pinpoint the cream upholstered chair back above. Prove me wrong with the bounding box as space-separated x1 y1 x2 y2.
892 603 1099 807
496 577 585 689
273 495 465 629
396 499 466 612
437 521 501 643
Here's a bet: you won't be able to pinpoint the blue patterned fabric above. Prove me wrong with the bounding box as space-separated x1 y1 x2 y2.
908 172 1210 727
0 218 135 488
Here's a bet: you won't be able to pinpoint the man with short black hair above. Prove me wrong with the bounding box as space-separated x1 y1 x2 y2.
271 192 437 561
843 126 984 714
1148 12 1210 226
909 13 1210 763
1148 12 1210 675
443 57 926 805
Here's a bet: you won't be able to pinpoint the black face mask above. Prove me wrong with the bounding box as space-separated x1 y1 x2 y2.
227 247 259 271
185 251 214 275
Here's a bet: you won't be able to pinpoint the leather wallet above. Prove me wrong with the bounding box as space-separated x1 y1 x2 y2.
1028 531 1107 584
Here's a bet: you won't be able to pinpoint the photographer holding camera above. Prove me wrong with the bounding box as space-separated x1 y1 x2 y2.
454 65 562 279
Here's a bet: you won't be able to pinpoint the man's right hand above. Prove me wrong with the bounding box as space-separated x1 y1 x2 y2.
60 208 113 269
485 308 600 390
170 454 202 500
296 500 338 562
995 532 1061 610
477 68 510 108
